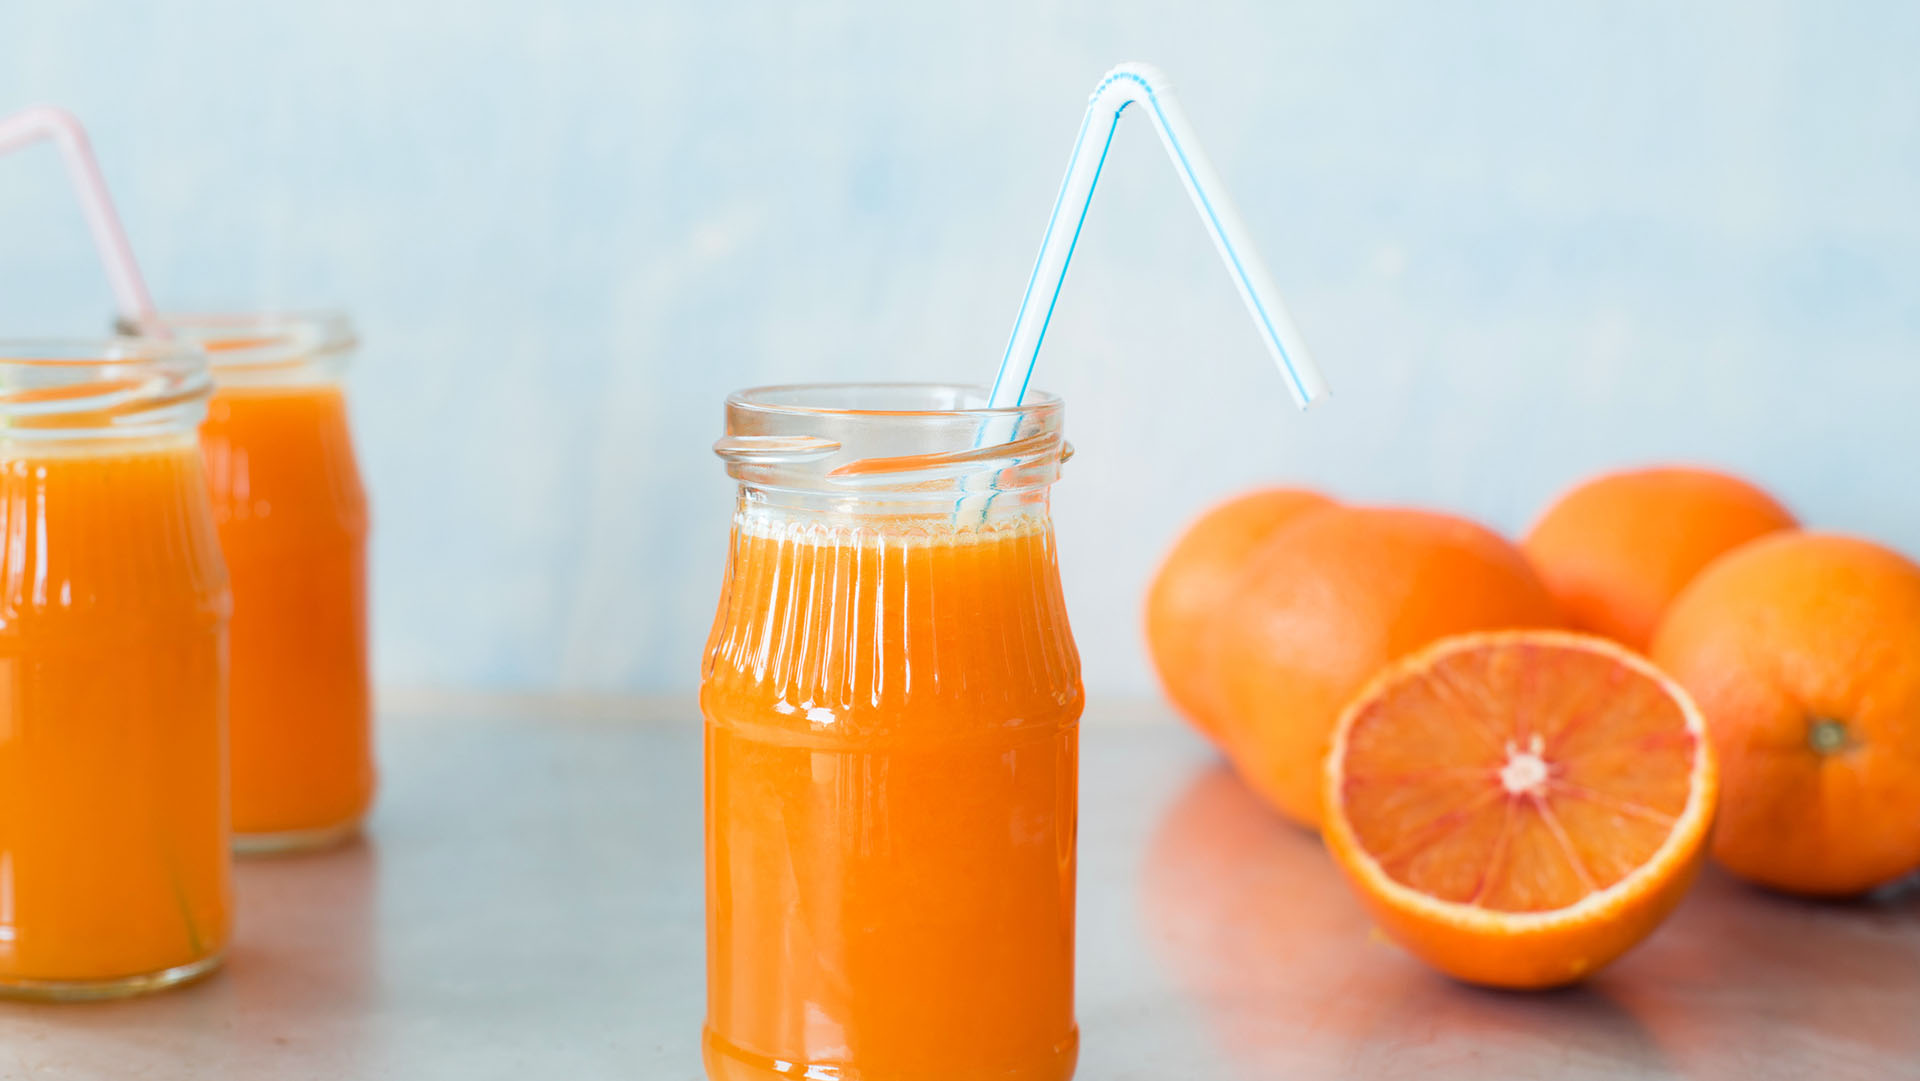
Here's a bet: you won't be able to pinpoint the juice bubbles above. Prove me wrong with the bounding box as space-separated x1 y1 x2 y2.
702 385 1082 1081
166 314 372 851
0 340 231 998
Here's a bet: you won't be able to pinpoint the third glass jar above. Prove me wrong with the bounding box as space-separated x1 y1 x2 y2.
158 313 373 852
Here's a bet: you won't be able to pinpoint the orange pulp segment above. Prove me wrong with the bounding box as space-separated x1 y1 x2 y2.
1322 630 1717 989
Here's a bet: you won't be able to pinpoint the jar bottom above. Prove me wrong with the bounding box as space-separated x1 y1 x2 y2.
0 950 224 1002
234 815 364 856
702 1024 1079 1081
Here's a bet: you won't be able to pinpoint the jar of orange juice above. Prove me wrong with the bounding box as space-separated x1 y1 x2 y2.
0 338 231 999
702 384 1083 1081
137 313 372 853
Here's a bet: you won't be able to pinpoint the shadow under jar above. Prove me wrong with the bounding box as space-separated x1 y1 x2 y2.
702 384 1083 1081
134 313 373 854
0 339 231 999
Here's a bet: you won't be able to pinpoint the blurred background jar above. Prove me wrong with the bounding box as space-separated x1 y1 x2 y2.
131 312 373 853
0 337 231 998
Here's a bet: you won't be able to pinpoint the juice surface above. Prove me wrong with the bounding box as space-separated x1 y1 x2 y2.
201 384 372 840
0 439 231 985
703 512 1082 1081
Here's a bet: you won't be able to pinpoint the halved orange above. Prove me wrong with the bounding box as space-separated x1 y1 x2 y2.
1321 630 1717 989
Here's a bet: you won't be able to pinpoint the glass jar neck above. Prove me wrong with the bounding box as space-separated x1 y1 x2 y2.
0 339 211 451
732 481 1055 528
118 312 355 389
715 383 1068 522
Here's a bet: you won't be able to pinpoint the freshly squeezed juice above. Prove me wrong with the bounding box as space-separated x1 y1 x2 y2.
199 381 371 845
0 437 232 992
703 512 1083 1081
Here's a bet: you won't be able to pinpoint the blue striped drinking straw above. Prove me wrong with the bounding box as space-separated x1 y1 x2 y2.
962 63 1330 518
989 61 1329 411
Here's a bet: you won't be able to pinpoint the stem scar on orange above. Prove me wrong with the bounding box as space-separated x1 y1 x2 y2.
1522 466 1797 652
1652 532 1920 897
1322 630 1718 990
1145 488 1336 744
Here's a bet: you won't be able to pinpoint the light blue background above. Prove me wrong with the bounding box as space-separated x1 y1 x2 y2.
2 1 1915 695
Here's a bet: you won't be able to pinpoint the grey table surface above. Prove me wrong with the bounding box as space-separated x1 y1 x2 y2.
3 695 1916 1080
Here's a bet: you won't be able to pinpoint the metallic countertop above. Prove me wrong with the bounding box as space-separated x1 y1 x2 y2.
4 697 1915 1080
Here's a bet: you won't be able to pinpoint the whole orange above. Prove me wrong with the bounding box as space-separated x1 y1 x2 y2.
1213 506 1563 827
1145 488 1336 743
1522 467 1797 651
1651 532 1920 896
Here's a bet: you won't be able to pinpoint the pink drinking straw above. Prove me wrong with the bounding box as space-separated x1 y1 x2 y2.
0 105 160 334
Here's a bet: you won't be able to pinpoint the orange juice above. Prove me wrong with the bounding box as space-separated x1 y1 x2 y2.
0 342 230 998
161 313 371 852
201 383 370 845
702 385 1081 1081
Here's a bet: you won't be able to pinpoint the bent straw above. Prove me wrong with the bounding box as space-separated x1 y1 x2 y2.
989 62 1328 410
0 106 160 334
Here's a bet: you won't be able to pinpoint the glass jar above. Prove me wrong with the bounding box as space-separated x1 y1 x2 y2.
702 384 1083 1081
0 338 231 999
130 313 373 853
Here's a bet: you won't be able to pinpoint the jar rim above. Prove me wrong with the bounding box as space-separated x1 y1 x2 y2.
727 382 1061 420
0 336 211 443
718 382 1067 505
0 337 205 366
115 310 356 373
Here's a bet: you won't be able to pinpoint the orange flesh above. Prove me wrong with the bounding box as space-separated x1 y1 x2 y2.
0 440 231 983
702 514 1081 1081
1340 641 1696 912
201 386 372 838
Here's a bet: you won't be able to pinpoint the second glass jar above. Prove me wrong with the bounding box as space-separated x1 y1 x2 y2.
151 313 373 852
